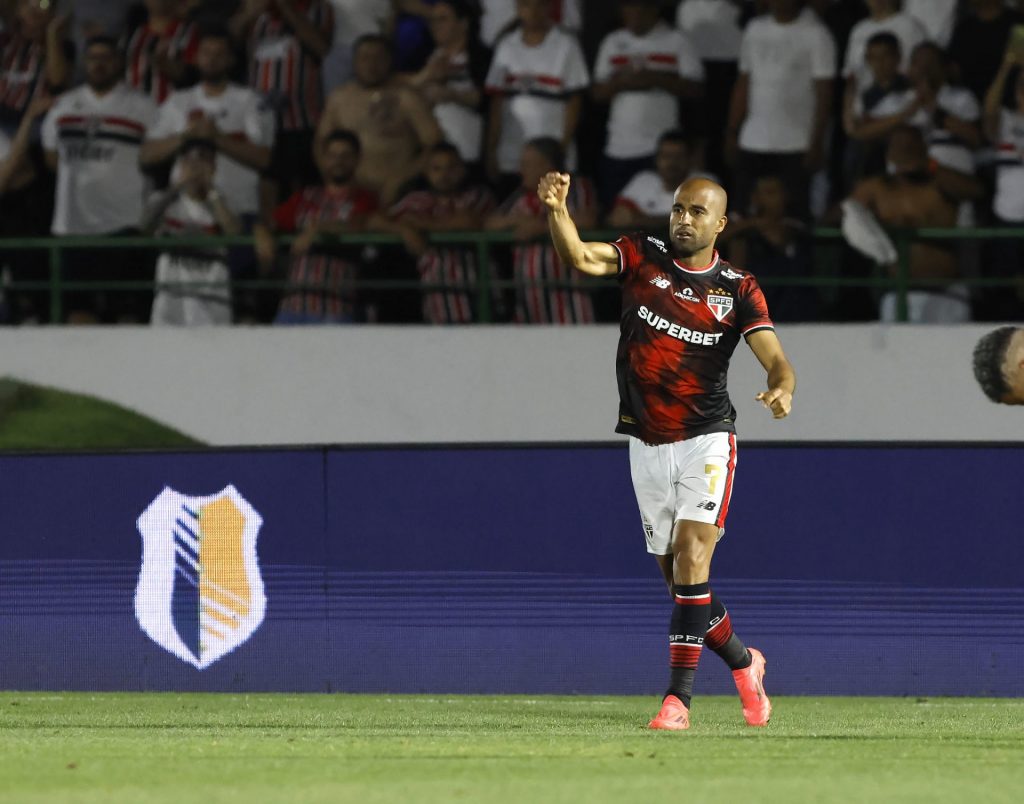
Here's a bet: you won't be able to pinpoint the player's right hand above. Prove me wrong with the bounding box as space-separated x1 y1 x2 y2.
538 172 570 212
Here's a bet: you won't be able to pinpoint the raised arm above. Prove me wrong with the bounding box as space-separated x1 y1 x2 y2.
538 172 619 277
746 329 795 419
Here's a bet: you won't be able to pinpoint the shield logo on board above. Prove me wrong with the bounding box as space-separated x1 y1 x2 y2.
706 294 734 322
135 486 266 669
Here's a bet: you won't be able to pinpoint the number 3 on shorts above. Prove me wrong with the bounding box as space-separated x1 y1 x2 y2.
704 463 722 495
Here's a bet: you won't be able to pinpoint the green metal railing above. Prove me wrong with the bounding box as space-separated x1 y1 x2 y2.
0 227 1020 323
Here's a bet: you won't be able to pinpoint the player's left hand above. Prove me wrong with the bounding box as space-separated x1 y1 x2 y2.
756 388 792 419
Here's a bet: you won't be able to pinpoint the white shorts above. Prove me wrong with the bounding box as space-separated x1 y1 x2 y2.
629 432 738 555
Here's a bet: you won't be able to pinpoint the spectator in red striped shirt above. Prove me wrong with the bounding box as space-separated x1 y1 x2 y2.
123 0 200 105
0 0 72 132
377 141 497 324
254 128 378 324
485 136 598 324
232 0 334 194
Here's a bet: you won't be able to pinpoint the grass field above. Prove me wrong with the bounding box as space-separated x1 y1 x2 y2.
0 378 200 451
1 693 1022 804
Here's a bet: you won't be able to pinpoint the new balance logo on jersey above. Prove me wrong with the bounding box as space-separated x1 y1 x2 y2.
674 288 699 303
721 267 745 280
706 294 734 322
646 236 668 253
650 276 671 289
638 305 724 346
697 500 717 511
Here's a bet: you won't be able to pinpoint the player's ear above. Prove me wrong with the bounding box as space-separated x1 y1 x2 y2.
716 215 728 234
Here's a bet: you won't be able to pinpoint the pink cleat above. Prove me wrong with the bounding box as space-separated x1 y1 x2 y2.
732 647 771 726
648 694 690 731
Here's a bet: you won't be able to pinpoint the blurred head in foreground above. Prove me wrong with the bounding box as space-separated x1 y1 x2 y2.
973 327 1024 405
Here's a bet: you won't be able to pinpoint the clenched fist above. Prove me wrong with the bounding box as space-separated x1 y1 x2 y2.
537 171 571 212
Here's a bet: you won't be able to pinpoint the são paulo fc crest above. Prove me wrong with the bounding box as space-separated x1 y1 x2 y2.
135 486 266 669
706 294 734 322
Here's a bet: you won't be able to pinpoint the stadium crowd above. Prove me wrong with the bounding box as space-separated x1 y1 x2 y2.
0 0 1022 325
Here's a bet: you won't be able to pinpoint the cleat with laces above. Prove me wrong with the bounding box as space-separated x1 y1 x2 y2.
648 694 690 730
732 647 771 726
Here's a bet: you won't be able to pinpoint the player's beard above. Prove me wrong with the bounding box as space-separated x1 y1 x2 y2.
672 233 711 258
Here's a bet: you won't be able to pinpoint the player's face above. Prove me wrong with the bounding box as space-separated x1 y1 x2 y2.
516 0 551 32
196 37 233 83
319 141 359 184
84 45 120 91
669 183 727 257
620 2 660 36
1003 331 1024 405
17 0 52 39
654 141 690 189
425 151 465 194
885 128 928 174
354 42 392 88
429 3 465 48
865 43 899 85
752 177 787 217
908 45 942 87
865 0 897 15
519 146 554 192
768 0 803 20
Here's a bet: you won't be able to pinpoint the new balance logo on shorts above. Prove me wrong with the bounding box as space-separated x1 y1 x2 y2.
697 500 717 511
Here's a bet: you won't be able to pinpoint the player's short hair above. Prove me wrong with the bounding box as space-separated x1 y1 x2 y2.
427 141 463 160
973 327 1018 403
657 129 689 150
196 23 234 47
323 128 362 156
866 32 900 56
354 33 392 54
84 35 119 55
524 137 565 171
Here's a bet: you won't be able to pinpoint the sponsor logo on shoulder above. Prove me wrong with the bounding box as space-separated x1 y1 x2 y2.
721 267 745 280
674 287 699 303
135 485 266 670
696 500 718 511
649 275 671 289
646 236 668 253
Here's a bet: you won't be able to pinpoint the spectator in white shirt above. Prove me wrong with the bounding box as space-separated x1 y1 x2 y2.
140 25 275 223
843 0 927 90
484 0 589 195
903 0 957 49
591 0 704 208
479 0 581 47
405 0 490 170
726 0 836 218
981 49 1024 319
606 128 700 231
676 0 744 181
41 35 158 322
142 137 240 326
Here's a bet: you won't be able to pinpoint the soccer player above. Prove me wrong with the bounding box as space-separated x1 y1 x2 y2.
538 170 796 730
973 327 1024 405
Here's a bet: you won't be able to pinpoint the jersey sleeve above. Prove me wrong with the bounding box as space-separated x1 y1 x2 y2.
609 232 644 277
736 276 775 338
245 92 276 147
562 36 590 92
811 24 837 80
675 31 705 82
484 40 509 94
147 95 181 140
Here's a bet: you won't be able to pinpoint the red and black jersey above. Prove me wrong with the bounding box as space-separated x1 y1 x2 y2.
611 232 774 444
123 20 199 104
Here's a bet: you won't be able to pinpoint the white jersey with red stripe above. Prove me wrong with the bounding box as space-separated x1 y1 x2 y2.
594 22 704 159
151 193 231 325
149 83 276 217
41 83 157 234
484 26 589 172
629 432 738 554
994 108 1024 222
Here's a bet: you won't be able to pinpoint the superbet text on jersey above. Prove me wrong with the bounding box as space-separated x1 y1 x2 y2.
611 233 774 445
